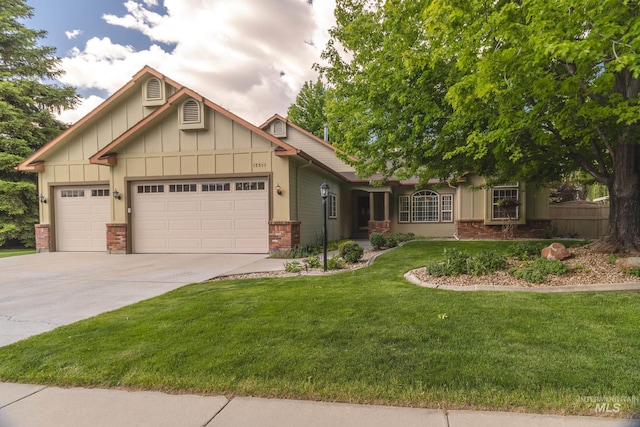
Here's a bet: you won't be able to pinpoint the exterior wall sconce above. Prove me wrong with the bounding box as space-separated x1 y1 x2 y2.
112 189 122 200
37 194 47 204
276 184 283 195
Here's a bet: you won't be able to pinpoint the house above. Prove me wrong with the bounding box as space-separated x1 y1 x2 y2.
18 66 551 254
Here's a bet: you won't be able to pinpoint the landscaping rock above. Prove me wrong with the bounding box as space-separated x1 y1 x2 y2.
615 257 640 271
541 243 571 261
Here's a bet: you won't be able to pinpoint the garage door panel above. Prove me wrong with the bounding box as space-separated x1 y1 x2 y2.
202 219 234 230
56 186 109 252
132 179 268 253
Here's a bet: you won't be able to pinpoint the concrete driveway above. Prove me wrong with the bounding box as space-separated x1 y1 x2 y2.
0 252 267 346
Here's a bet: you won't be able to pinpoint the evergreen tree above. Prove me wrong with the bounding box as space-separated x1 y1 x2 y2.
287 79 327 139
0 0 78 247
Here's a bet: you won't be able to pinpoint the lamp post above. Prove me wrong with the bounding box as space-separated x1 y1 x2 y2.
320 182 329 272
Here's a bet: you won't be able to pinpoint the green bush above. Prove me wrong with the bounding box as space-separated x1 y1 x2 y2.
425 248 507 277
306 255 321 269
327 254 346 270
338 240 364 264
284 260 303 273
510 257 569 283
385 235 398 248
370 232 386 249
506 241 547 261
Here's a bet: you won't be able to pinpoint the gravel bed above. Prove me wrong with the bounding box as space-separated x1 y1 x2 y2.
412 246 639 288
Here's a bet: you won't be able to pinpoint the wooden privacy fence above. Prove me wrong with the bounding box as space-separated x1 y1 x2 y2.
549 201 609 239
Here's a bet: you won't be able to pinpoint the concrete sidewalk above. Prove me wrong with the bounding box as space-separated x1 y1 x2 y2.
0 383 637 427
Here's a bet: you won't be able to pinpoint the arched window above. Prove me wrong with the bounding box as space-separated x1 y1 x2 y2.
142 77 165 106
398 190 453 223
182 99 200 123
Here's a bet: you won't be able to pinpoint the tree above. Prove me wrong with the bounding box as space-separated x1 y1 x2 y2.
0 0 78 247
320 0 640 253
287 79 328 139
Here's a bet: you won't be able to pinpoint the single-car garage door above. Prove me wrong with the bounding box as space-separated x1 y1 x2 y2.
55 186 110 252
131 179 269 253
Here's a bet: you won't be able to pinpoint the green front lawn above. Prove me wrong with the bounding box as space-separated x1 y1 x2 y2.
0 240 638 417
0 249 35 258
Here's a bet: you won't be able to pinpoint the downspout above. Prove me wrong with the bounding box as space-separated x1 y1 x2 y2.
448 181 461 240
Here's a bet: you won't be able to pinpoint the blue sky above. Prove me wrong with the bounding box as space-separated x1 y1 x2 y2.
23 0 335 124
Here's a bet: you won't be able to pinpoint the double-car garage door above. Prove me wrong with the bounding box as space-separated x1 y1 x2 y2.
131 179 268 253
54 179 269 253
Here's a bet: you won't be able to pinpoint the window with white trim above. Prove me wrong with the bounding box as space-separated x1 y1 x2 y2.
329 193 337 219
492 187 519 220
137 185 164 194
202 182 231 192
441 194 453 222
235 181 266 191
169 184 197 193
398 190 453 223
413 190 440 222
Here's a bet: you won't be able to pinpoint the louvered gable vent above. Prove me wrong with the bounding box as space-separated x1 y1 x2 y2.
142 77 166 106
179 98 208 130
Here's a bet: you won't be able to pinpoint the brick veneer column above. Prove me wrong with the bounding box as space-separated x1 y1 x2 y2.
368 220 391 236
106 223 127 254
269 221 301 252
34 224 50 253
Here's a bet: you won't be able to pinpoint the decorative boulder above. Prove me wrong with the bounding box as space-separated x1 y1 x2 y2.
541 242 571 261
615 257 640 271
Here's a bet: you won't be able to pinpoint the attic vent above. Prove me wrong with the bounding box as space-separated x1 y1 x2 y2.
272 119 286 137
146 78 162 99
183 100 200 122
179 98 208 130
142 77 166 106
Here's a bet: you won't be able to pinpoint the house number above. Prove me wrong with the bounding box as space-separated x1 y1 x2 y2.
253 162 267 168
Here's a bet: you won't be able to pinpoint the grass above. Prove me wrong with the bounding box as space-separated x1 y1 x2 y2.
0 240 638 417
0 248 35 258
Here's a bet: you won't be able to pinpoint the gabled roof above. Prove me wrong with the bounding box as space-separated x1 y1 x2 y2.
89 87 299 165
17 66 182 171
19 66 302 171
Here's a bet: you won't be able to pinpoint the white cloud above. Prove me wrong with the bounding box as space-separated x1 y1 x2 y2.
55 0 336 125
57 95 106 126
65 29 81 39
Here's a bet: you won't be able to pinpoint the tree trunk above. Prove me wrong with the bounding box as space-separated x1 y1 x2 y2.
590 142 640 254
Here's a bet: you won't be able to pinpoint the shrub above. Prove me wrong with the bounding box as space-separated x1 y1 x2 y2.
327 254 345 270
306 255 321 269
370 232 386 249
425 248 507 277
338 240 364 264
510 257 569 283
284 260 303 273
506 241 547 261
385 235 398 248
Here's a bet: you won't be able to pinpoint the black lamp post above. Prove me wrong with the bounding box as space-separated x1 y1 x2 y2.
320 182 329 272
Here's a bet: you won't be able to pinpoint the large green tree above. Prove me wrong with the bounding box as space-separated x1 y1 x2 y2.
0 0 78 247
287 78 328 139
320 0 640 253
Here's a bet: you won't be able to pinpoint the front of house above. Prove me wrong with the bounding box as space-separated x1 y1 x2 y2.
19 66 550 254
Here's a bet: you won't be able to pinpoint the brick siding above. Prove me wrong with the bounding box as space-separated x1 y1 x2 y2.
456 219 551 239
269 221 301 252
106 223 127 254
35 224 50 253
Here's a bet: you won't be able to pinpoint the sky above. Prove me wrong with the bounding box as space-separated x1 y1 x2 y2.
25 0 336 125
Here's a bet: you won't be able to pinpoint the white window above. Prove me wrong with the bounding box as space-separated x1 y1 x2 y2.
137 185 164 194
441 194 453 222
235 181 266 191
169 184 197 193
492 187 519 220
398 195 410 223
202 182 231 192
412 190 440 223
329 194 337 219
398 190 453 223
61 189 84 198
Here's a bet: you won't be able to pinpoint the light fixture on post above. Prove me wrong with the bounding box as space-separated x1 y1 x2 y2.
37 194 47 204
112 189 122 200
276 183 283 195
320 182 329 272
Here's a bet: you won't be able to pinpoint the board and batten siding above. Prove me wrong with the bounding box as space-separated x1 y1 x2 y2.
295 167 344 246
